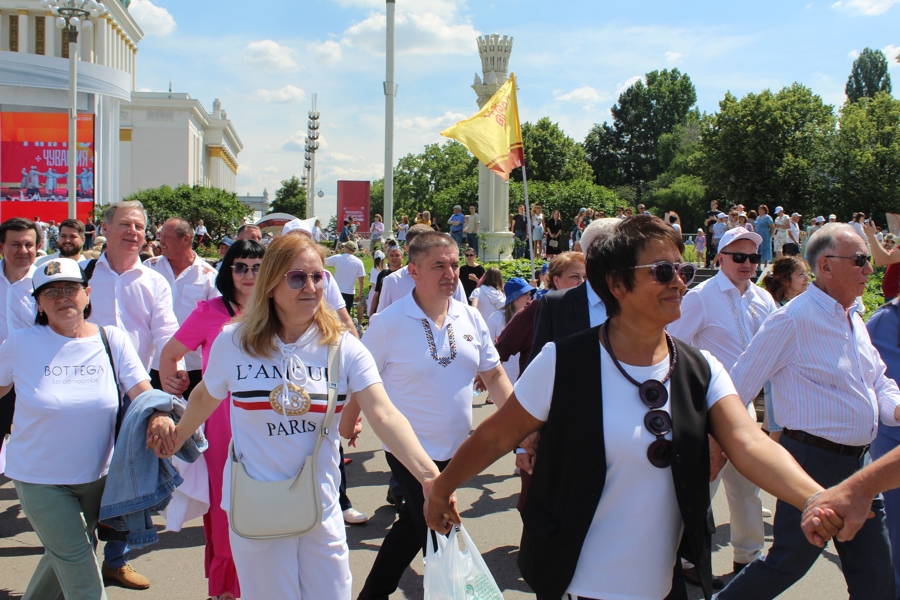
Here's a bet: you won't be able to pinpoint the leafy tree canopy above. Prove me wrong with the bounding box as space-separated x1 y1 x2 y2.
268 175 307 219
513 117 594 183
846 48 892 103
125 184 252 242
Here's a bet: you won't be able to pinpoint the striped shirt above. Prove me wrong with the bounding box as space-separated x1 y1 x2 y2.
731 283 900 446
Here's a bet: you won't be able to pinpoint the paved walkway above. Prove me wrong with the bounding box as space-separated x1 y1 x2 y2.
0 396 850 599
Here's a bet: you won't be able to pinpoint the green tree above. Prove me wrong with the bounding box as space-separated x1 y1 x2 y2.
268 175 307 218
832 92 900 216
701 84 836 216
647 116 711 231
392 141 478 218
585 68 698 197
508 179 619 225
846 48 892 103
515 117 594 183
125 184 252 241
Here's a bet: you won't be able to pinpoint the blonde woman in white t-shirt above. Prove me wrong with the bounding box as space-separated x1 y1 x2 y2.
0 258 151 600
149 234 445 600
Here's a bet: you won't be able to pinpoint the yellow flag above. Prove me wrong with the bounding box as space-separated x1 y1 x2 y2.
441 73 524 181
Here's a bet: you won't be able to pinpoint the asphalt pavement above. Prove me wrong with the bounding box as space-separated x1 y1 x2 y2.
1 394 850 599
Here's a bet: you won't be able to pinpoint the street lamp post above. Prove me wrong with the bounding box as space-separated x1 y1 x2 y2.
41 0 107 219
305 95 320 219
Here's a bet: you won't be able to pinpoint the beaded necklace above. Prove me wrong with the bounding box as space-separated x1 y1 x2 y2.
422 319 457 367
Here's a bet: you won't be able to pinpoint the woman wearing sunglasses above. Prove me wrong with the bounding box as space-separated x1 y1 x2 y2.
150 233 441 599
156 239 265 600
424 216 833 600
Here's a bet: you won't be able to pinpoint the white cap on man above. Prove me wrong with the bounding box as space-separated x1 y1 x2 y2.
718 226 762 253
829 214 837 221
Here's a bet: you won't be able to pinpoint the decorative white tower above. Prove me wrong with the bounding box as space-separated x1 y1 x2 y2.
473 34 515 260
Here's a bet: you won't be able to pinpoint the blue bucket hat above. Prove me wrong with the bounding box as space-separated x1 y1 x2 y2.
504 277 535 306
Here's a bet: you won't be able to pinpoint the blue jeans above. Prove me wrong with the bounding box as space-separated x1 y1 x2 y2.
14 478 108 600
450 231 463 246
514 231 528 258
716 435 894 600
871 432 900 600
466 233 479 256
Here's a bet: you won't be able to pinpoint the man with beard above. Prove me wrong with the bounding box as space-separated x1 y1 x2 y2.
35 219 85 266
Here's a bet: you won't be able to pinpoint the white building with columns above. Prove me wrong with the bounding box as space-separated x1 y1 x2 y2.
119 94 243 196
0 0 140 205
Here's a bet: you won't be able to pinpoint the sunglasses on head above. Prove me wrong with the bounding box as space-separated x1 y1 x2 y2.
284 269 328 290
231 262 261 276
630 261 696 286
720 251 761 264
825 253 871 267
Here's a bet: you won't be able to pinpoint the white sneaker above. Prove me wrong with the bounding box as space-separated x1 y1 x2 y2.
762 507 773 517
343 507 369 524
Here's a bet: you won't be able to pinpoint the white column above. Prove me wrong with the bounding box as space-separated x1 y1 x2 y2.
94 17 104 65
44 15 55 57
80 22 93 61
18 11 29 54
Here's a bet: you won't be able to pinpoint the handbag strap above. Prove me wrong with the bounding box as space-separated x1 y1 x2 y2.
306 340 342 466
99 327 124 442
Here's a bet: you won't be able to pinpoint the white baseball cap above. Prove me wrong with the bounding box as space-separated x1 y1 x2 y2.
282 217 319 237
32 258 85 296
791 212 802 218
829 214 837 220
815 216 825 223
774 206 784 215
716 212 727 219
718 226 763 253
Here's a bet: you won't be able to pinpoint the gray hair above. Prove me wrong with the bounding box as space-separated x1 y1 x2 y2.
166 217 193 239
581 217 620 258
103 200 146 226
407 231 456 265
806 223 856 276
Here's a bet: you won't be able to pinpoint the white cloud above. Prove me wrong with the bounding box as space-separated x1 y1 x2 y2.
243 40 298 71
253 85 306 104
342 9 478 56
849 49 860 59
129 0 176 36
615 75 644 97
665 51 684 63
831 0 899 14
556 86 607 107
397 112 469 131
884 44 900 67
307 40 342 64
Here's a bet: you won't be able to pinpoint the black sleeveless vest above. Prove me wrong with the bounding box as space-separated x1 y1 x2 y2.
518 326 714 599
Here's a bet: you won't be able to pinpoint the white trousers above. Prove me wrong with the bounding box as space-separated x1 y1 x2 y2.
709 403 765 564
228 500 351 600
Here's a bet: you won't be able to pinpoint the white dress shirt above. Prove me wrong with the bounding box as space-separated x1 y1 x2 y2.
668 271 778 385
0 260 37 344
731 283 900 446
144 253 220 371
81 254 180 370
375 265 466 312
585 281 608 327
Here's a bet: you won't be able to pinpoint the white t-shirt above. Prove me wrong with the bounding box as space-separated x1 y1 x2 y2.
469 286 505 324
515 342 734 600
363 294 501 460
204 326 381 512
0 326 148 484
325 253 366 296
487 309 519 382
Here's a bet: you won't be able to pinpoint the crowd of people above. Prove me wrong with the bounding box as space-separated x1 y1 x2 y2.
2 201 900 600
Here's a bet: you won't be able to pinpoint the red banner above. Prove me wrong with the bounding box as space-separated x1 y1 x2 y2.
337 181 371 233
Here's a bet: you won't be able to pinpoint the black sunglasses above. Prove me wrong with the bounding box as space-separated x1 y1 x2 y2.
231 262 261 276
720 251 761 264
825 253 871 268
284 269 328 290
631 261 696 286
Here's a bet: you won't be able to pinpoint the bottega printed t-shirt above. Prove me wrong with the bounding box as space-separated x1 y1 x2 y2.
515 341 735 600
204 326 381 512
0 326 148 484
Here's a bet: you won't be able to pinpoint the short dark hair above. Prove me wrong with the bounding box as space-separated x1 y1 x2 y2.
59 219 85 235
35 284 92 325
586 215 684 317
216 239 266 308
404 224 433 248
0 217 42 245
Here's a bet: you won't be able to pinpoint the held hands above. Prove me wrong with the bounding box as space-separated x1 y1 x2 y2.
423 475 461 534
162 370 190 396
801 484 875 546
145 411 185 459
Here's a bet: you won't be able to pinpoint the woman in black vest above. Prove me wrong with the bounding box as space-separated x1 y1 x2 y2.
424 215 837 600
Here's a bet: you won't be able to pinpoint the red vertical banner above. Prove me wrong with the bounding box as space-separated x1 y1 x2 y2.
337 181 371 233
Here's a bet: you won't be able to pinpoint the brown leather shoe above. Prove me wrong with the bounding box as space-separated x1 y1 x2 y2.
102 562 150 590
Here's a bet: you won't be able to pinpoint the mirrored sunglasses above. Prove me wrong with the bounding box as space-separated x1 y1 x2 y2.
631 261 696 286
231 262 261 276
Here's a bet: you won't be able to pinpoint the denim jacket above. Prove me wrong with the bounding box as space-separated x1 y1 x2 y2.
99 389 207 548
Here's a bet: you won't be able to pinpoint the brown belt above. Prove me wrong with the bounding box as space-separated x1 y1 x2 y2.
782 428 869 458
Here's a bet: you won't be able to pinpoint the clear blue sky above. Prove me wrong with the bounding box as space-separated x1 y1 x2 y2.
128 0 899 220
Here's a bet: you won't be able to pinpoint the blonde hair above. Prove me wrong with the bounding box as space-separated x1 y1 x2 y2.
238 233 344 358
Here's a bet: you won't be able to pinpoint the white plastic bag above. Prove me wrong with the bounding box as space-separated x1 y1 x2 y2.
423 525 504 600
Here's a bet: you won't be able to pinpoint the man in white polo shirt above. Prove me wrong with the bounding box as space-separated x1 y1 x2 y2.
668 226 779 586
326 240 365 317
144 217 219 397
354 231 513 599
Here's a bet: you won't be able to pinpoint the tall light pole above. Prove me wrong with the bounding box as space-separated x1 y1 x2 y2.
305 95 319 219
383 0 397 235
42 0 107 219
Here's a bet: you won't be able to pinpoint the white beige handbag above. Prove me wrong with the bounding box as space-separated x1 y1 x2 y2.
229 342 341 539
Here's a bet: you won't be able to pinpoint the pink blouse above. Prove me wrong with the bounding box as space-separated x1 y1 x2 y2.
174 297 235 373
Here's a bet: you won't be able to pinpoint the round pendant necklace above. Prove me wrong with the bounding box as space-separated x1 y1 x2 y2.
601 318 677 407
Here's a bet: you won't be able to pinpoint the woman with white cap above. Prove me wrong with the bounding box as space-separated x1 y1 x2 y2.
0 258 150 600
